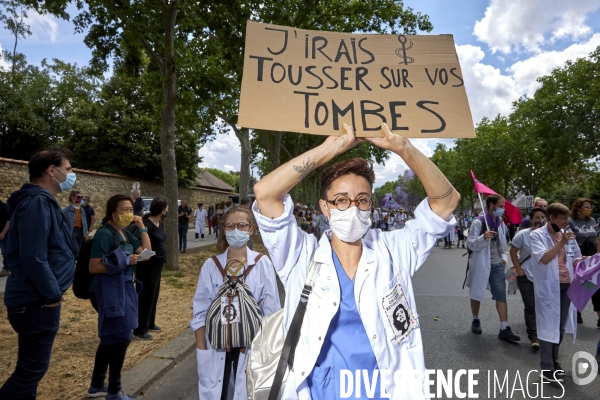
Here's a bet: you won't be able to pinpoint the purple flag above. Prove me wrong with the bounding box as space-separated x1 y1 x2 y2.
567 253 600 312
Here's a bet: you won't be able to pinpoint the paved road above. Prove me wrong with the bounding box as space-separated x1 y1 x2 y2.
139 244 600 400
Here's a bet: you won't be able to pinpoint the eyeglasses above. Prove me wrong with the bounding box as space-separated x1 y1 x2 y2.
326 195 372 211
76 196 83 199
224 222 251 231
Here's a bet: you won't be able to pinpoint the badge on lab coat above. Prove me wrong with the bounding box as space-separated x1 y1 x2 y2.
221 296 240 324
381 284 418 343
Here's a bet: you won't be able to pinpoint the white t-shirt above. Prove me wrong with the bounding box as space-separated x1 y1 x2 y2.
511 228 533 281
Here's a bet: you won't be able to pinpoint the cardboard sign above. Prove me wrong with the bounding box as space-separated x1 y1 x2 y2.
238 21 475 138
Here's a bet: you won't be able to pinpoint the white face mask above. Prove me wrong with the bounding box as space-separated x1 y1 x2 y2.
328 206 371 242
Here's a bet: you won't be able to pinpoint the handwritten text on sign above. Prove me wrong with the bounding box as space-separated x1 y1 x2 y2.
238 22 475 138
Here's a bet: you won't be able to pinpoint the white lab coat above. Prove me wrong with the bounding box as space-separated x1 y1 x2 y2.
194 209 207 234
190 248 281 400
529 226 579 344
465 219 509 302
252 195 455 400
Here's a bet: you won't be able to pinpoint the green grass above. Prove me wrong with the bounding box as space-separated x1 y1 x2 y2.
163 270 185 278
165 277 184 289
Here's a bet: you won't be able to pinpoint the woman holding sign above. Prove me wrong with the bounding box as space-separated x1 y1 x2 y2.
252 123 459 400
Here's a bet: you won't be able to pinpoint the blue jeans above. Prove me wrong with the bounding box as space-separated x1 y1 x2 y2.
489 263 507 303
0 302 61 400
178 224 189 250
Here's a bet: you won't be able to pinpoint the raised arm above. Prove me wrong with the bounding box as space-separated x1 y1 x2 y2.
254 123 363 219
367 123 460 220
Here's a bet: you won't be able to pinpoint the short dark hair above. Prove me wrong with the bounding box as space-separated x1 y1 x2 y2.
486 194 502 209
69 190 81 203
149 197 169 217
28 147 73 182
241 196 252 206
546 203 570 219
529 207 546 219
321 158 375 198
102 194 134 224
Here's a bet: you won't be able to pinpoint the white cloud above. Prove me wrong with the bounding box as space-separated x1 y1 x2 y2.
26 11 59 43
199 130 241 171
474 0 600 54
456 44 521 122
0 44 8 70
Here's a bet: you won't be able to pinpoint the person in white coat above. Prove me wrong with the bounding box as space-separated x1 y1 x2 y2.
253 123 459 400
191 206 281 400
530 203 582 383
509 207 547 349
194 203 208 241
465 194 521 341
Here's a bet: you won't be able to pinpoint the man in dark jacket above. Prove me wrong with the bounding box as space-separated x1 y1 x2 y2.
0 147 76 399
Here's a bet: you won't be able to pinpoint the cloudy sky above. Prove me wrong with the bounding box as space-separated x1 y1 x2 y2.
2 0 600 187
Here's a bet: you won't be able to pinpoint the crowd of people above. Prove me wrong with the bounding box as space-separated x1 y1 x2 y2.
1 133 600 399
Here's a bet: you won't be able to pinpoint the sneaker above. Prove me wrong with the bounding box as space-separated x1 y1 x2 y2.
87 383 109 398
541 371 563 383
194 239 198 242
577 312 583 324
134 332 153 340
471 319 482 334
106 390 135 400
554 363 566 377
498 326 521 342
530 339 539 349
182 249 187 253
149 325 161 331
0 268 9 277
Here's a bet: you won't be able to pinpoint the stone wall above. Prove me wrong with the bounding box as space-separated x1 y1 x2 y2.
0 158 233 230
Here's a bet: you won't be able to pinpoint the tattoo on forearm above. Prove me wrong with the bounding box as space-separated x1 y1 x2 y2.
293 158 316 180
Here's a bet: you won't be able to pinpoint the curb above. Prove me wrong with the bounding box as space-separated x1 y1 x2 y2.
122 328 195 397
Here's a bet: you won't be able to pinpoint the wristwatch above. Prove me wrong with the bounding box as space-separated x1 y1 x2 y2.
139 228 149 233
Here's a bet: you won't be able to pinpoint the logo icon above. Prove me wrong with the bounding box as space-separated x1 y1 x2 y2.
572 351 598 385
395 35 414 65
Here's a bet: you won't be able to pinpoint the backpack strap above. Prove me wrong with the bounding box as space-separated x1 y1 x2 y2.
242 254 263 278
212 256 227 278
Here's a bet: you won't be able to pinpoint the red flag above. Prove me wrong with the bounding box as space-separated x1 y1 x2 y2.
470 171 522 225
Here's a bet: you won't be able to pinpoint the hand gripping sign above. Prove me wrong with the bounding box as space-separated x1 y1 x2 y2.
238 21 476 138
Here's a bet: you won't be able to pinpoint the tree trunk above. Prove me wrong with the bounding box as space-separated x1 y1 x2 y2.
237 128 251 198
161 3 179 271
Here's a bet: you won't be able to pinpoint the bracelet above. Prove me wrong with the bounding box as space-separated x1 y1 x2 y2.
429 186 454 200
139 228 148 233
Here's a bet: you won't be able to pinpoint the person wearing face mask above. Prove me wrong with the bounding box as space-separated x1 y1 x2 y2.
86 194 151 400
190 206 280 400
530 203 582 383
520 198 548 229
466 194 521 341
510 207 547 349
252 123 458 400
568 198 599 326
63 190 89 257
0 147 76 399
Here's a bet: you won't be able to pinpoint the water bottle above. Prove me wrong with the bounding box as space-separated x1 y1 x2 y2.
565 228 576 258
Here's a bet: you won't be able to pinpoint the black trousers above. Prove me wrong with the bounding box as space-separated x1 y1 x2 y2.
516 275 537 340
89 296 131 394
134 257 165 335
221 348 241 400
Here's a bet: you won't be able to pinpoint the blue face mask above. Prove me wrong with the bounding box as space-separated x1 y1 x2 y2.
55 167 76 192
493 208 505 218
225 228 250 249
81 200 86 206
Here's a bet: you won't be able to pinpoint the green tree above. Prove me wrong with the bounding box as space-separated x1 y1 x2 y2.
0 0 31 77
373 180 398 208
204 168 240 192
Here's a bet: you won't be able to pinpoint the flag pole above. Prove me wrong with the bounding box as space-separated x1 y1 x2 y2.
478 192 490 231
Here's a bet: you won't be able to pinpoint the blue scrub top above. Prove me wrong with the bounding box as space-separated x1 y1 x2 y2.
307 249 380 399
